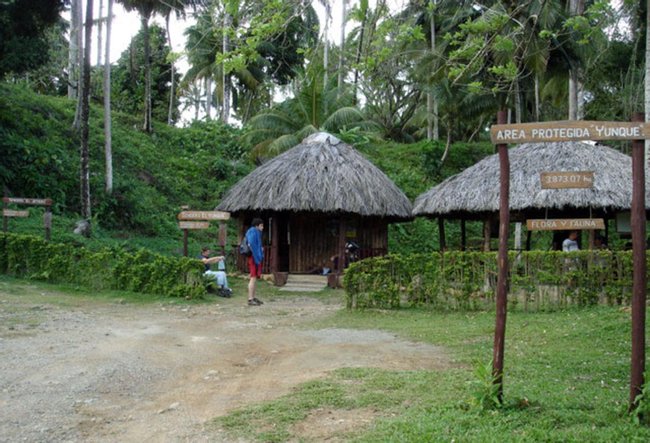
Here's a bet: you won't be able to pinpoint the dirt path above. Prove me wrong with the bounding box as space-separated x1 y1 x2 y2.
0 282 450 442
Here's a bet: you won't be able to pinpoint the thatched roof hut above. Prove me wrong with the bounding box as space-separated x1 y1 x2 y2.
413 141 638 250
413 141 636 220
219 132 412 219
217 132 412 276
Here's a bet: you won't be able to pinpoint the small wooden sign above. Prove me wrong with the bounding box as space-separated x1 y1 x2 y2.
540 171 594 189
177 210 230 221
3 209 29 218
490 121 650 144
527 218 605 231
179 221 210 230
2 197 51 206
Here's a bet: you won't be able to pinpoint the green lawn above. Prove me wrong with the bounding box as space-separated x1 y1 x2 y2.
213 305 650 442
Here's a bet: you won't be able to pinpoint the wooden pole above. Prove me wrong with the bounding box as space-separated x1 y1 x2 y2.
483 218 491 252
493 110 510 403
2 197 7 233
337 218 347 281
183 229 188 257
271 216 279 274
629 112 646 412
44 199 52 241
460 219 466 251
218 222 227 256
438 217 446 251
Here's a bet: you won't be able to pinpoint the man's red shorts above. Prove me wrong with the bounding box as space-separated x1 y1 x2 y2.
248 255 262 278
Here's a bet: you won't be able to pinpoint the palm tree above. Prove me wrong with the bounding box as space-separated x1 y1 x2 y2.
244 65 373 159
117 0 206 132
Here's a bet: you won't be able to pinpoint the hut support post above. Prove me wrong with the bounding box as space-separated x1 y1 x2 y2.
461 220 466 251
629 113 646 412
337 218 347 276
493 110 510 404
438 217 446 251
270 217 278 274
483 219 490 251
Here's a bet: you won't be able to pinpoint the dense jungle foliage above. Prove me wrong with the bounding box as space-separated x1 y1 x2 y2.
0 82 493 255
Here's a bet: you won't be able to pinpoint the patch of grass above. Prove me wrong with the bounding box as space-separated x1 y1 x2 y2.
213 305 650 442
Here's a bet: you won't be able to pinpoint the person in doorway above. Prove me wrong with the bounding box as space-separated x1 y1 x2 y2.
246 218 265 306
562 231 580 252
198 247 231 297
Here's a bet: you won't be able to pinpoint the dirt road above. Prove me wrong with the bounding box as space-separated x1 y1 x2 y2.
0 280 450 442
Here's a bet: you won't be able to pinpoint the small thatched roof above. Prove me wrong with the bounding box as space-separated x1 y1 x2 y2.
217 132 412 219
413 141 639 219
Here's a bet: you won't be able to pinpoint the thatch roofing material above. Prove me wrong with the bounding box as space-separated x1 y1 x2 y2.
413 142 639 217
218 133 413 219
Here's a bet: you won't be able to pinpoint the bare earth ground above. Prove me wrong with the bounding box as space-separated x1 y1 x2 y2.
0 281 450 442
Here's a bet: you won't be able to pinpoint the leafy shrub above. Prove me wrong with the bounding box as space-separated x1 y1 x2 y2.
344 250 635 311
0 232 205 299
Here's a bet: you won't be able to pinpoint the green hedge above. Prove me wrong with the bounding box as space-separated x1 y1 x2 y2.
343 250 635 311
0 232 206 298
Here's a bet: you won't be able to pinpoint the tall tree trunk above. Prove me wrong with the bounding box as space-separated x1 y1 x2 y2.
80 0 93 223
104 0 113 194
166 13 175 125
427 0 439 140
337 0 348 93
68 0 82 99
97 0 103 66
205 76 212 120
323 2 330 88
568 0 585 120
352 1 367 105
72 0 84 129
142 14 153 132
221 11 232 124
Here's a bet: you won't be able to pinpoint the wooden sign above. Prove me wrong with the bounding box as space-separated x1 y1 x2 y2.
177 210 230 221
3 209 29 218
2 197 51 206
178 221 210 230
490 121 650 144
540 171 594 189
526 218 605 231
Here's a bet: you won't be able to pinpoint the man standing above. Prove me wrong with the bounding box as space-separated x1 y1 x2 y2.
246 218 265 306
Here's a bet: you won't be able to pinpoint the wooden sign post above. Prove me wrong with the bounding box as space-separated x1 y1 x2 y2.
177 210 230 257
2 197 53 240
489 116 648 412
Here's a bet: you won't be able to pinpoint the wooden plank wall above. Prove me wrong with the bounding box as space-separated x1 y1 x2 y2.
289 215 388 273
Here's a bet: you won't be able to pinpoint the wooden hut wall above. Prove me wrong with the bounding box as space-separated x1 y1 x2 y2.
288 215 388 273
289 215 338 273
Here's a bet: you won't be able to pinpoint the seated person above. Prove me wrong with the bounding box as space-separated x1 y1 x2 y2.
198 246 230 295
330 241 360 271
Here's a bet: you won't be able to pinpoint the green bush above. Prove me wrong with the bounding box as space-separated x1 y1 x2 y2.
343 250 634 311
0 232 206 298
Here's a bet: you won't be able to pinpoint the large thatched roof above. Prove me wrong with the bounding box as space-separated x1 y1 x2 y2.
217 132 412 219
413 141 639 219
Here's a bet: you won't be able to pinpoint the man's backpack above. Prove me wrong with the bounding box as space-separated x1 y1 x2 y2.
239 237 251 256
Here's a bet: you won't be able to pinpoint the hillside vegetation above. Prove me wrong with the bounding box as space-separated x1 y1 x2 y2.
0 84 493 255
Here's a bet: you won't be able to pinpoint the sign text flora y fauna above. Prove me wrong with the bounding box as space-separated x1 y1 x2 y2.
490 121 650 143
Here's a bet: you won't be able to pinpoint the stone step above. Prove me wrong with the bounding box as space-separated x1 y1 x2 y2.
278 274 327 292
